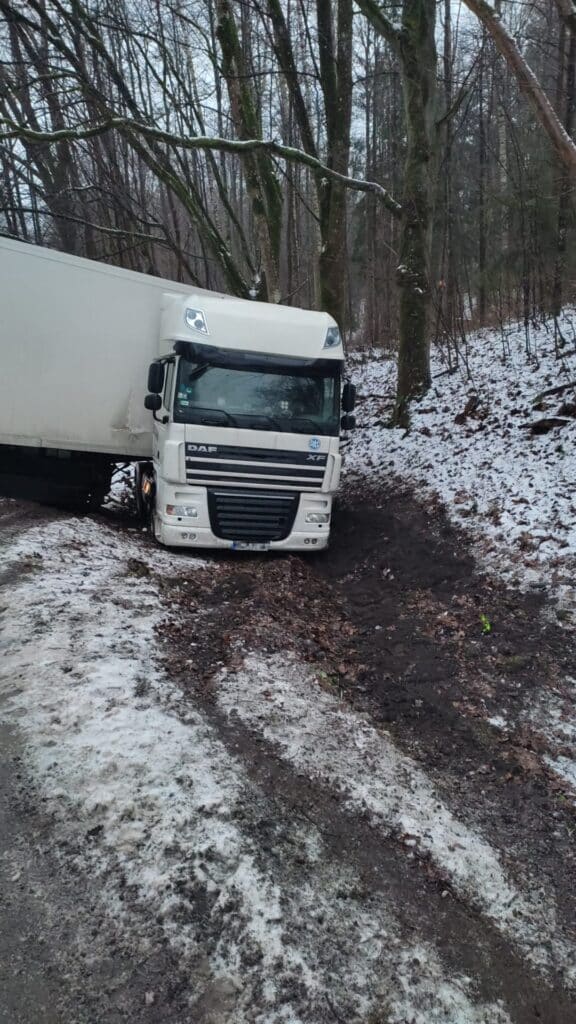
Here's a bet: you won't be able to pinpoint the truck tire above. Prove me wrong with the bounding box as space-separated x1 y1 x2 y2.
134 461 155 523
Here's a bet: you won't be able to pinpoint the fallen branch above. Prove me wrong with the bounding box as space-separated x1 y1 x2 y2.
325 994 348 1024
532 379 576 405
521 417 571 434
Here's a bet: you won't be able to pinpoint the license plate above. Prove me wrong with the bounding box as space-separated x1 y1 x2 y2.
231 541 270 551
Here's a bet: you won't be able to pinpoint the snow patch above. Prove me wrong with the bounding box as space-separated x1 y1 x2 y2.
0 519 310 1008
487 715 509 731
520 677 576 800
217 651 576 989
348 312 576 619
388 946 509 1024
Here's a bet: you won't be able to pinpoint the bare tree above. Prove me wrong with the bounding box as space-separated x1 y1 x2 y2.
357 0 437 413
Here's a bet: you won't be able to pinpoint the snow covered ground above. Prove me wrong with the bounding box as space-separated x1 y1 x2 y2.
2 505 571 1022
348 311 576 620
218 653 576 988
347 311 576 803
0 511 503 1021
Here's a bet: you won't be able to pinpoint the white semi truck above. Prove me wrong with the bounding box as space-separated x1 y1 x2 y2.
0 237 355 551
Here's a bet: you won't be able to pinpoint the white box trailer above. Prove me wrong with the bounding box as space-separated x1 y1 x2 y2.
0 237 200 460
0 237 355 550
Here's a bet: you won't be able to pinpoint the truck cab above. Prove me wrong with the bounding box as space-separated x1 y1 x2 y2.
142 294 355 551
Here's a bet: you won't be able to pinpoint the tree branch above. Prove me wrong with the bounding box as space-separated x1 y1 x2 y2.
462 0 576 175
354 0 403 50
435 52 481 130
0 115 403 216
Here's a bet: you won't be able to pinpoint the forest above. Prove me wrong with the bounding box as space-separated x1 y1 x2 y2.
3 6 576 1023
1 0 575 410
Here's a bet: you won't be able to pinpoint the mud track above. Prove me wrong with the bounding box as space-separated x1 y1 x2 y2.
161 478 576 1021
1 485 576 1023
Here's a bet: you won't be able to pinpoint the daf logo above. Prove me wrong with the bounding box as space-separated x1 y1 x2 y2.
188 444 217 453
307 454 324 462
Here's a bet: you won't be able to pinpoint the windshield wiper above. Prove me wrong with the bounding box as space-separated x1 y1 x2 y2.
186 363 210 382
242 413 284 430
187 406 239 426
290 416 321 433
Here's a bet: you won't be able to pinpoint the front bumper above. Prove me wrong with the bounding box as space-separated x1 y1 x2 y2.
152 479 332 551
155 520 330 551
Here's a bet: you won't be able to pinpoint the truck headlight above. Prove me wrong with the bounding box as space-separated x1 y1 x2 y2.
305 512 330 524
166 504 198 517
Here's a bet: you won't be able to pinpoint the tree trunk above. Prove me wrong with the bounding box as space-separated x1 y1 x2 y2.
216 0 283 302
316 0 353 328
265 0 353 324
478 32 488 322
436 0 455 350
553 25 576 320
395 0 437 413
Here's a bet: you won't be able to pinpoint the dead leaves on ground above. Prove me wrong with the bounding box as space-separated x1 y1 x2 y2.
154 557 361 689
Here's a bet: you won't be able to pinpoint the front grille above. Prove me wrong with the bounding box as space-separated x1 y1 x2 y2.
185 442 327 490
208 488 299 542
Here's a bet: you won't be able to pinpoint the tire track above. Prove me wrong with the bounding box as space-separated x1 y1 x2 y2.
214 652 576 999
0 509 531 1023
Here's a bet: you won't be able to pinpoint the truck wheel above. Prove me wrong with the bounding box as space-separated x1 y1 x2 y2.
134 462 155 523
149 510 162 545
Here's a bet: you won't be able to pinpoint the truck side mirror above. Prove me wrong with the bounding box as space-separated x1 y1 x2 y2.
147 361 165 394
341 413 356 431
144 393 162 412
342 382 356 412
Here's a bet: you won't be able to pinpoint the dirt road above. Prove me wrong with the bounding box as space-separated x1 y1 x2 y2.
1 486 575 1023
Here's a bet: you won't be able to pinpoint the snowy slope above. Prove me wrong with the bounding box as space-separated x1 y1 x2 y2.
348 312 576 620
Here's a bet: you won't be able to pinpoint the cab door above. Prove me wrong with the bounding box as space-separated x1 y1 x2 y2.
152 359 175 469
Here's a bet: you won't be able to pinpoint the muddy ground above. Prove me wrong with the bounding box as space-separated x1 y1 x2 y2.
1 483 575 1023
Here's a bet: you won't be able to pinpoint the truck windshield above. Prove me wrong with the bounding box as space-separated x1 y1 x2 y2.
173 357 341 436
